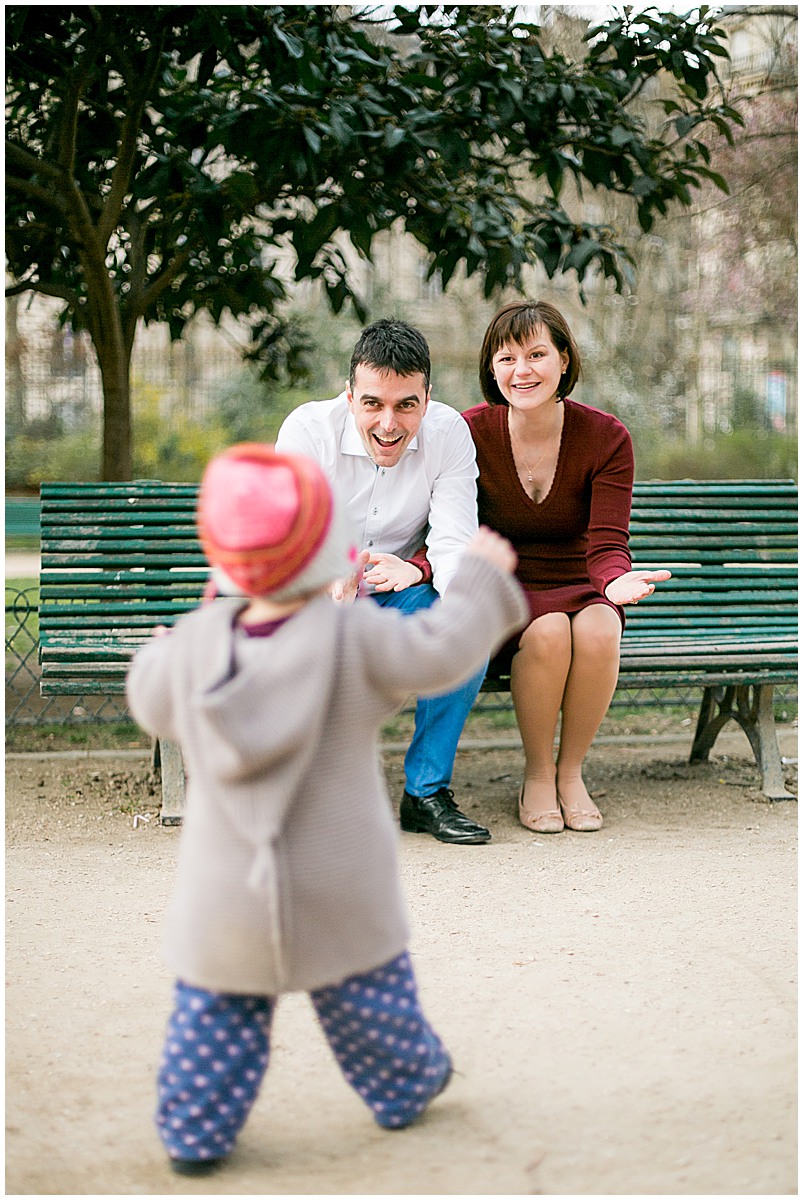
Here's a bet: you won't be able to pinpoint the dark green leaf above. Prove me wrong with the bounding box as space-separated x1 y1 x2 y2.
302 126 322 154
274 27 305 60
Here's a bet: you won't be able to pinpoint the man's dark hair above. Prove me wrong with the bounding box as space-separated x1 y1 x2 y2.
349 319 431 391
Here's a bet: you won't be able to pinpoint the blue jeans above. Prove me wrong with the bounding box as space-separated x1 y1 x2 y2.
370 584 487 797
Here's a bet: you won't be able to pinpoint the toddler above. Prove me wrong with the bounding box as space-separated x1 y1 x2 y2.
126 442 527 1176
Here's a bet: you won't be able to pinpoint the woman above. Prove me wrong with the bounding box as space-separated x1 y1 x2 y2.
463 301 669 834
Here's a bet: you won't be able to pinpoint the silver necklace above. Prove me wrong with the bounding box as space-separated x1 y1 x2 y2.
517 443 549 483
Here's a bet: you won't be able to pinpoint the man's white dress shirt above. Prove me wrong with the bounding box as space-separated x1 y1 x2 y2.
276 393 478 595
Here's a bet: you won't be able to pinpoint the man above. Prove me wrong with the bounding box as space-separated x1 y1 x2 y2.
276 318 491 844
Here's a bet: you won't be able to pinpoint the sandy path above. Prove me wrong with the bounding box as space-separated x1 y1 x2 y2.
5 731 797 1195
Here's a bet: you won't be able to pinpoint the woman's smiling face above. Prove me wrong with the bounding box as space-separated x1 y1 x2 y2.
346 364 430 467
490 325 569 411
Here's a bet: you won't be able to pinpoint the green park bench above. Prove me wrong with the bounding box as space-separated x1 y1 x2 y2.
39 478 798 821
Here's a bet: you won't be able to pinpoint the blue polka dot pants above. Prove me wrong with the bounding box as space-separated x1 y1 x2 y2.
312 950 452 1131
156 950 451 1163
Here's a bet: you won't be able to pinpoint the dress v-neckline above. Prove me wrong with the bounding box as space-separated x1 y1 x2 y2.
504 402 567 507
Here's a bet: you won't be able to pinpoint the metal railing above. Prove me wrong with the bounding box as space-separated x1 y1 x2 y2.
5 585 130 725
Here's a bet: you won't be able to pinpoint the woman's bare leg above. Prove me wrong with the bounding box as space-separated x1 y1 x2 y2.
510 613 572 818
556 604 621 818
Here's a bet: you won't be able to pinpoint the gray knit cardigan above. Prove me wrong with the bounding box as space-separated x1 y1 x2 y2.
126 555 527 996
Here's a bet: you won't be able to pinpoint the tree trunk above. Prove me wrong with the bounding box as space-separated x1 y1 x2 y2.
5 295 27 434
96 340 133 481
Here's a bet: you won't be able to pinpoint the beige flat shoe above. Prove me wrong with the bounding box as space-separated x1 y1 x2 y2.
518 783 564 834
557 792 603 832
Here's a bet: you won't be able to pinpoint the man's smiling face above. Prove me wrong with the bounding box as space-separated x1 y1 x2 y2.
346 365 430 468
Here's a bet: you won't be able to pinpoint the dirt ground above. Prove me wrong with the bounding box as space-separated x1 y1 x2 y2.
5 728 798 1197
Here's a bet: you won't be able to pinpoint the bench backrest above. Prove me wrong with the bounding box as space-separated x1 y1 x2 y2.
624 480 797 643
40 482 206 693
39 478 797 693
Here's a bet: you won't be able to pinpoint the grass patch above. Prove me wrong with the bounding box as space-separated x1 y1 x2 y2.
5 722 150 753
6 579 41 674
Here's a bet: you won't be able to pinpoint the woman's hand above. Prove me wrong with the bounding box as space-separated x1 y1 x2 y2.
604 569 671 606
466 526 518 575
365 552 424 593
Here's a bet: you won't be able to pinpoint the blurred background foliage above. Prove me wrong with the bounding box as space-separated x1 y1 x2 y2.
5 5 797 489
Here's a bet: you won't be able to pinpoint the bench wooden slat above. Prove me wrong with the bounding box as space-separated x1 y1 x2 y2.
632 550 797 563
630 573 798 586
631 516 796 529
39 613 198 628
635 550 797 563
40 535 200 549
621 653 796 668
41 577 201 590
41 556 205 570
483 670 796 690
630 481 796 495
628 594 797 607
40 511 193 522
37 679 128 695
41 482 198 494
39 590 204 604
625 631 795 644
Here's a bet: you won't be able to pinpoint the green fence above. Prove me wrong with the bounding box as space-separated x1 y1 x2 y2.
6 495 40 543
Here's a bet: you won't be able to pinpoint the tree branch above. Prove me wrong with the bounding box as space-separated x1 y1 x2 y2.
124 210 149 308
735 128 797 143
720 6 798 17
5 139 67 183
5 278 82 306
96 109 141 246
97 33 167 244
58 63 87 177
128 245 193 321
7 137 113 345
95 7 136 85
5 173 68 212
675 162 798 221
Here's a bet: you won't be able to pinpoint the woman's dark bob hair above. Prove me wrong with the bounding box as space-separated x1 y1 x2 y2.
479 301 581 406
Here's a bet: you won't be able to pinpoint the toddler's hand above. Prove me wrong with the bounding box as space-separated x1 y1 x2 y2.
331 549 371 604
466 526 518 575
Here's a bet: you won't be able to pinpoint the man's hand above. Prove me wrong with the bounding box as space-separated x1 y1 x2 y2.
465 526 518 575
331 549 371 604
365 552 424 593
604 569 672 605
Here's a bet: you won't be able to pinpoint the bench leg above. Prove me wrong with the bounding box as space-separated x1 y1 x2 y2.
689 686 734 762
740 684 796 802
690 684 795 801
154 737 186 825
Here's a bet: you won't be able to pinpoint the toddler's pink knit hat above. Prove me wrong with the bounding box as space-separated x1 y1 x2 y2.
197 443 356 599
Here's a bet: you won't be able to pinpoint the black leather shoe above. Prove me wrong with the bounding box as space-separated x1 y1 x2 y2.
400 788 491 844
170 1157 225 1176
